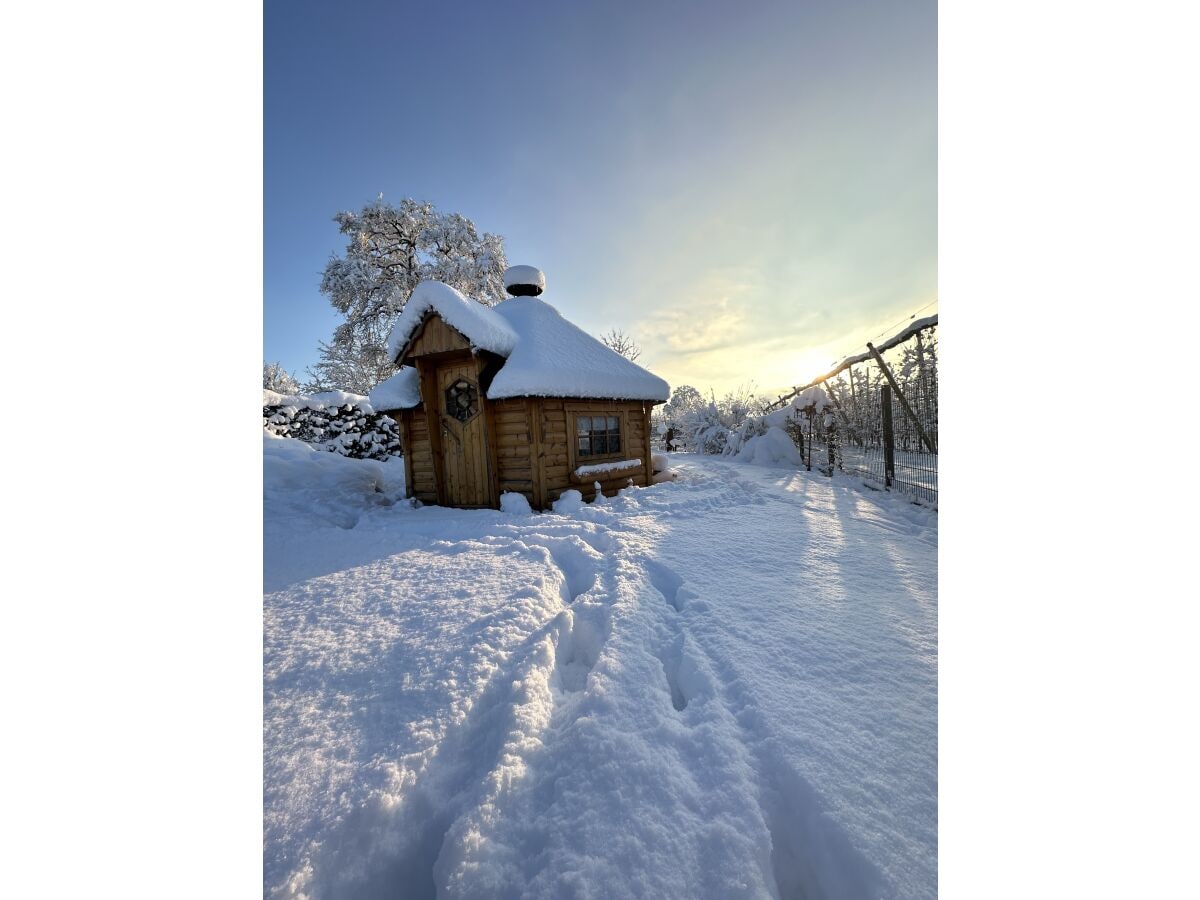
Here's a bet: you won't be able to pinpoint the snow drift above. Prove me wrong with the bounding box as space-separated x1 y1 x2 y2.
264 444 937 899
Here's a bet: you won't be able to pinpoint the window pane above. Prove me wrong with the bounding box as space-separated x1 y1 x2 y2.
577 416 592 436
610 433 620 453
578 436 591 456
608 416 619 430
597 434 611 454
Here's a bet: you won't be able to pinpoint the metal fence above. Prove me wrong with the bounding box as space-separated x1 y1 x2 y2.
776 321 938 506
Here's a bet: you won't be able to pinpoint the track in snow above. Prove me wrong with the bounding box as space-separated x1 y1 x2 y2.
264 451 937 899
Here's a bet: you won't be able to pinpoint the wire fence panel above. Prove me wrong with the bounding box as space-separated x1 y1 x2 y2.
654 316 937 505
779 324 938 506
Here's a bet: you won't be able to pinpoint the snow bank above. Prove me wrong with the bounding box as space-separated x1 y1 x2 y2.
368 367 421 410
262 434 405 530
264 449 937 899
386 280 519 362
734 425 803 467
488 297 670 401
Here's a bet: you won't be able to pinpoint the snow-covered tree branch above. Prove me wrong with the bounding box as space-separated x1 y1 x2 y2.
263 360 301 394
310 196 508 394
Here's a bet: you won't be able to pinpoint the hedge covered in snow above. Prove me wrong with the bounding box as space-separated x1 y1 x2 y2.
262 390 402 461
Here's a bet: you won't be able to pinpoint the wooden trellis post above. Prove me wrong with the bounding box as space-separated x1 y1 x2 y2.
881 385 895 488
866 342 937 454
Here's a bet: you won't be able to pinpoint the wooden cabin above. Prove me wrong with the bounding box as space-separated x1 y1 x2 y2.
369 266 670 511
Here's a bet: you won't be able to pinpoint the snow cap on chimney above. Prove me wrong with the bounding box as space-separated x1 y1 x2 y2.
503 265 545 297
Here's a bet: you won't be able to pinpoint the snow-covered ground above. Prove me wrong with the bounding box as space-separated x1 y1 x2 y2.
264 437 937 899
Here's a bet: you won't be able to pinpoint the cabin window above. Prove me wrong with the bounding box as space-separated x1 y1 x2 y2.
576 414 621 457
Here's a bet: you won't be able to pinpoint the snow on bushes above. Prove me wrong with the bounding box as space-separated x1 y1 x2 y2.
670 385 830 469
263 389 402 461
734 426 803 466
789 385 829 413
551 489 585 514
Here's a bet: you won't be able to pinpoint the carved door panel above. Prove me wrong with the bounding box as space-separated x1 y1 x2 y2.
436 361 489 506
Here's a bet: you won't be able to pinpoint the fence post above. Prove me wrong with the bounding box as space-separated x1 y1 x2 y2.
827 420 836 474
867 342 937 454
803 415 812 471
881 385 895 489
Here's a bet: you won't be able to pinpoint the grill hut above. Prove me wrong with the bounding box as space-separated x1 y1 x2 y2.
370 267 670 511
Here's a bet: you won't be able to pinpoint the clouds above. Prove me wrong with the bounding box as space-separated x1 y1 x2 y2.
265 0 936 398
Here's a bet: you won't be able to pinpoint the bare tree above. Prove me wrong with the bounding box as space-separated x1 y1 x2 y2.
600 328 642 362
263 361 300 394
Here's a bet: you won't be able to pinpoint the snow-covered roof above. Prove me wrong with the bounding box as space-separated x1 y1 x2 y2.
385 280 519 362
368 367 420 411
382 282 670 405
487 298 669 401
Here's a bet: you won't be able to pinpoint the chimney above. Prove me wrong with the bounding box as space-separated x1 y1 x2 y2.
503 265 546 297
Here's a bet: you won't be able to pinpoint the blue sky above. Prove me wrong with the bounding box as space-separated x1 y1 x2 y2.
265 0 936 397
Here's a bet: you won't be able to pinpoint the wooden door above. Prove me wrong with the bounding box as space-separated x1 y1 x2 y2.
436 361 491 507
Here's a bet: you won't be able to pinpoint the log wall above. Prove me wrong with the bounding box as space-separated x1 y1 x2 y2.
401 407 438 504
490 397 538 505
539 398 651 505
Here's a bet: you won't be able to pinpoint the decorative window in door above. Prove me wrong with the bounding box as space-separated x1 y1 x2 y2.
445 378 479 423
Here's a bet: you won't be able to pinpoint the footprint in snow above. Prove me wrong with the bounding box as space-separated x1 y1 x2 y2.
645 560 685 612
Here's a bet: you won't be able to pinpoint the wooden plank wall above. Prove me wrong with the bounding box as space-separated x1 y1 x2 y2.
539 399 573 501
403 408 438 503
405 315 471 360
490 397 536 503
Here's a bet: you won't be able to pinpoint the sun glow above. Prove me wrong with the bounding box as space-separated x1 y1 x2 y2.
788 348 843 386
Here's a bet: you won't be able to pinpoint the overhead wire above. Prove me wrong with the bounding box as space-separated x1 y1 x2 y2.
769 299 940 408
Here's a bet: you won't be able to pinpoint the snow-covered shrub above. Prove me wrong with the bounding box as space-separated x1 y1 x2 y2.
660 383 771 455
724 417 769 456
695 423 730 455
263 390 402 461
552 489 585 515
735 426 803 466
711 387 833 468
500 492 533 515
790 386 829 413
